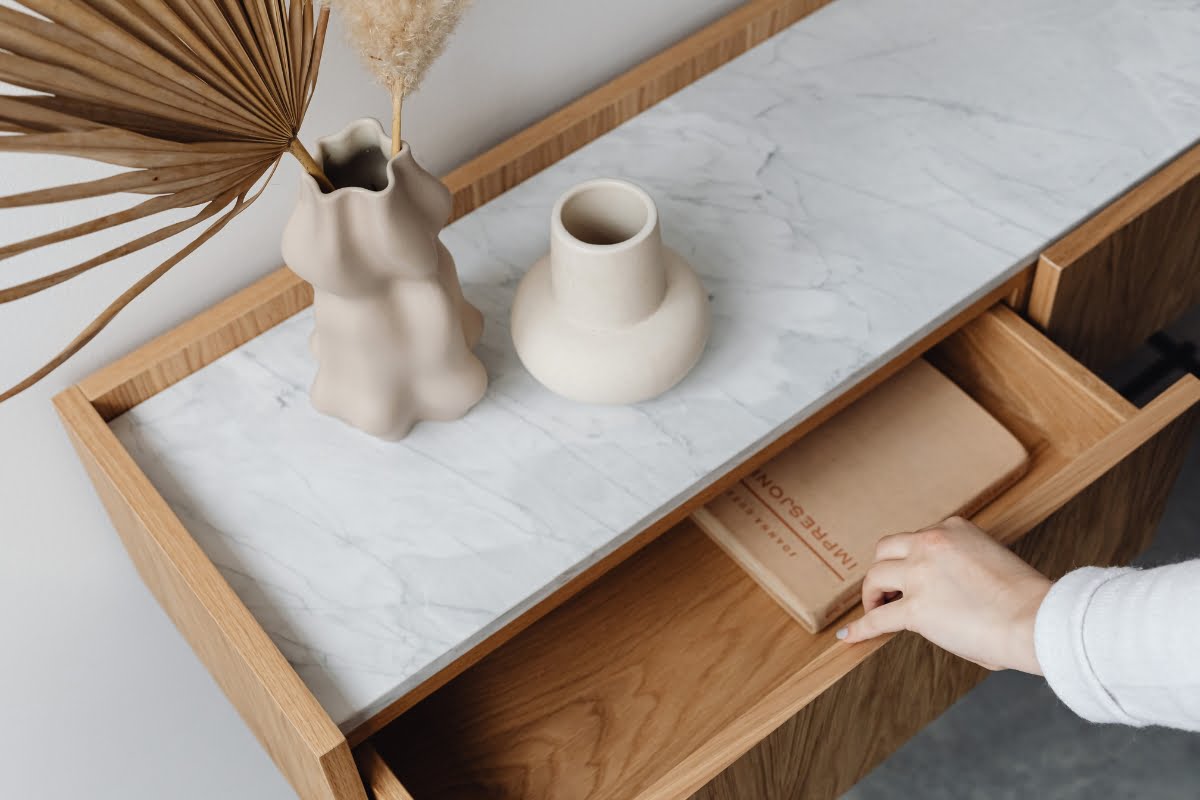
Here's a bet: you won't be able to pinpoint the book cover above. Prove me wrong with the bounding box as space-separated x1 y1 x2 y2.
693 359 1029 633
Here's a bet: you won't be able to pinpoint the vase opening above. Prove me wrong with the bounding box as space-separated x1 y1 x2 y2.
323 145 389 193
515 177 710 403
559 182 653 247
315 120 395 194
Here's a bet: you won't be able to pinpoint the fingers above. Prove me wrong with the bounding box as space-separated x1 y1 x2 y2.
874 516 978 561
839 600 908 643
873 531 915 561
861 560 907 611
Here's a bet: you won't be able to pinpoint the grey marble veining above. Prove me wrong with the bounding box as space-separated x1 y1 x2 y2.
110 0 1200 732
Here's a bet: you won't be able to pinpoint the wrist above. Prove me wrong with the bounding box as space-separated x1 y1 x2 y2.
1007 577 1052 675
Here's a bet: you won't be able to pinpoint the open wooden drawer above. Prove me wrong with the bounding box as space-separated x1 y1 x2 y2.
349 305 1199 800
1027 141 1200 372
44 2 1200 795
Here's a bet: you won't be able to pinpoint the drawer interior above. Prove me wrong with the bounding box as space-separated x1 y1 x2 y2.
361 306 1135 800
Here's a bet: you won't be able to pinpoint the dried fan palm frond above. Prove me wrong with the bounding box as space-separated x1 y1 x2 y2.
0 0 334 402
330 0 470 153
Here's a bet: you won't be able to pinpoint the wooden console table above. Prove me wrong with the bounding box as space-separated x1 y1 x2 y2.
56 0 1200 797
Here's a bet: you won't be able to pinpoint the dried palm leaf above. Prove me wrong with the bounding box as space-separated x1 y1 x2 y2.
0 0 334 402
330 0 470 154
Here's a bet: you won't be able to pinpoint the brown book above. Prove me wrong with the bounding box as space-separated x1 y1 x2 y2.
693 359 1029 633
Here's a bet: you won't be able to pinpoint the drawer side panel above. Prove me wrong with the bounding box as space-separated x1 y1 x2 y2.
54 387 365 800
694 394 1199 800
1030 143 1200 371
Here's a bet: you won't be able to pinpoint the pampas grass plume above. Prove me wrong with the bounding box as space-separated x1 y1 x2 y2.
329 0 471 150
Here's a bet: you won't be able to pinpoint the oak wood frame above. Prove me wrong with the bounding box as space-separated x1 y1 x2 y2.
55 2 847 798
1028 140 1200 371
697 398 1197 799
78 0 844 421
361 309 1200 800
51 2 1200 799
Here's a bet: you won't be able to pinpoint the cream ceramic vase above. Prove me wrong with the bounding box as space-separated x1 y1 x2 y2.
511 178 710 404
282 118 486 439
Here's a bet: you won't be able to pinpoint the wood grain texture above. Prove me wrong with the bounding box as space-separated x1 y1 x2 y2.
53 5 883 798
979 377 1199 548
926 305 1133 456
696 359 1030 633
79 267 313 419
80 0 839 420
53 387 367 800
694 396 1199 800
357 745 416 800
60 5 1197 800
366 311 1199 800
439 0 837 220
1003 266 1034 312
347 270 1030 747
1029 141 1200 371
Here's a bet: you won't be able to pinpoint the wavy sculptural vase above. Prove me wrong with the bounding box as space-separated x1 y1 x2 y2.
282 118 486 439
512 178 711 404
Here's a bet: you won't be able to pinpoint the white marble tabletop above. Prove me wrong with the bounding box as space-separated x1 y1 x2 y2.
110 0 1200 732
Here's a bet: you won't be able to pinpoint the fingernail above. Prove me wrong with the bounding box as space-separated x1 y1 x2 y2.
836 627 849 640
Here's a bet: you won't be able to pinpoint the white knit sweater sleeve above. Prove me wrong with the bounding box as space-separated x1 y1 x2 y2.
1033 561 1200 732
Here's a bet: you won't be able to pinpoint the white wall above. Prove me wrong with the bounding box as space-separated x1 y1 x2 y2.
0 3 741 798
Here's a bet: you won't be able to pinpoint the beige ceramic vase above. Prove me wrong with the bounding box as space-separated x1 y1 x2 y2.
511 178 710 404
282 118 486 439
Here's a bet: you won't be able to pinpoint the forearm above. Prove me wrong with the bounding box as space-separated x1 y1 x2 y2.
1035 560 1200 731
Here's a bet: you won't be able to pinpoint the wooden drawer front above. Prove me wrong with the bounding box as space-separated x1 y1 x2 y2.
359 306 1200 800
1029 142 1200 371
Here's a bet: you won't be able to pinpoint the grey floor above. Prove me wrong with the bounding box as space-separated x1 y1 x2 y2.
843 309 1200 800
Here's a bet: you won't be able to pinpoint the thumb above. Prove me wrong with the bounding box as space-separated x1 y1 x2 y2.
838 601 908 644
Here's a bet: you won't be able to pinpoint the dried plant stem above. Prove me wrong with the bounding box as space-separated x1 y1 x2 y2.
0 162 277 404
288 137 334 192
391 90 404 156
0 0 333 401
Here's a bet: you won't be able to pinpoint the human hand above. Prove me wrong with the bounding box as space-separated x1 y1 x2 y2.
837 516 1051 674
